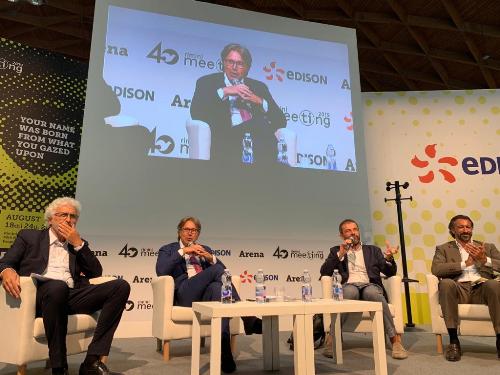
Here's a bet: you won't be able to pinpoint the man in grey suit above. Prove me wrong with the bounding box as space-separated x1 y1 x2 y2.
432 214 500 361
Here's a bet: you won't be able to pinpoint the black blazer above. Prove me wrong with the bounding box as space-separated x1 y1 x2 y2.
0 229 103 289
320 244 397 300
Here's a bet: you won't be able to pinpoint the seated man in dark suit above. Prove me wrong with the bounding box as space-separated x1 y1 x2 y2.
190 43 286 165
320 218 408 360
155 216 261 373
0 197 130 375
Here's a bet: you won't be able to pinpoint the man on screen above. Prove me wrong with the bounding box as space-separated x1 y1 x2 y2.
431 214 500 361
190 43 286 164
320 219 408 360
156 216 262 373
0 197 130 375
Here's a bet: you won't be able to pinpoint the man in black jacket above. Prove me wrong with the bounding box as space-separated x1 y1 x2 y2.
0 197 130 375
320 218 407 359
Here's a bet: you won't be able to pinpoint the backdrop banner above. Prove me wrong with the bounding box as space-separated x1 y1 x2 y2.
0 38 87 251
363 90 499 324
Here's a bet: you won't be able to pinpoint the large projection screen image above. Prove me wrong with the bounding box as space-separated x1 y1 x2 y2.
77 0 371 335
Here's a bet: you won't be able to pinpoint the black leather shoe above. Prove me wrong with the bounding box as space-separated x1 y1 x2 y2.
445 343 462 362
243 317 262 335
79 360 110 375
52 368 68 375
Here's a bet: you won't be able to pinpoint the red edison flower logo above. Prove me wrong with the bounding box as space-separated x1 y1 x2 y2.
411 144 458 183
240 270 253 283
263 61 284 81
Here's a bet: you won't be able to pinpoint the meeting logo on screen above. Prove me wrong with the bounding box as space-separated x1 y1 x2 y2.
183 52 223 71
281 107 331 128
146 42 179 65
263 60 328 85
118 244 158 258
273 247 323 260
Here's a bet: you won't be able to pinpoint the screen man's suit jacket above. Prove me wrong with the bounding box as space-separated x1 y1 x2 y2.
190 72 286 164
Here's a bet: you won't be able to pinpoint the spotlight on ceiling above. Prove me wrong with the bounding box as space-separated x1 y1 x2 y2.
7 0 46 5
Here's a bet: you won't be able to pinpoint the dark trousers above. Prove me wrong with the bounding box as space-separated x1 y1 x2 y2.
36 279 130 368
177 263 241 335
438 279 500 333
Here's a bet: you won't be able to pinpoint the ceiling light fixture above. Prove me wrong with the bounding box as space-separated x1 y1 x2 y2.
7 0 46 5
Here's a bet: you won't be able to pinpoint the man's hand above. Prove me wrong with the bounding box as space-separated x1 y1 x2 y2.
56 222 83 247
184 244 213 263
1 268 21 299
223 84 263 105
384 240 399 260
464 242 487 265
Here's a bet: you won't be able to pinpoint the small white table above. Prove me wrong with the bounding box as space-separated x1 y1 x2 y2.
302 299 387 375
191 299 387 375
191 300 306 375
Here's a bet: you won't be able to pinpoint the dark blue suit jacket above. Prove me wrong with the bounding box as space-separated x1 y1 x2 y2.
320 244 397 299
0 229 102 289
156 241 226 294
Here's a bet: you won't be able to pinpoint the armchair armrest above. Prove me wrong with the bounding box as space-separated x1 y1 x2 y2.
89 276 116 285
0 277 37 363
151 275 174 338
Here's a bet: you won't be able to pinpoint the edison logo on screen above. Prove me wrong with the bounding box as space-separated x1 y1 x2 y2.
112 86 155 102
263 60 328 85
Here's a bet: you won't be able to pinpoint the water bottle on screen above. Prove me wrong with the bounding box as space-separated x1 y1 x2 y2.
242 132 253 164
255 269 266 303
332 269 343 301
221 269 232 304
301 269 313 302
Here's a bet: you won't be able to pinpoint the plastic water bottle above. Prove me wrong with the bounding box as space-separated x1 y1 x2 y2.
332 269 343 301
242 133 253 164
255 269 266 303
221 269 232 304
302 269 313 302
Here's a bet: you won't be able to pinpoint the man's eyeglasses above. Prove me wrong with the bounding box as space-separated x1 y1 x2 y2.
54 212 79 220
224 59 246 69
181 228 200 233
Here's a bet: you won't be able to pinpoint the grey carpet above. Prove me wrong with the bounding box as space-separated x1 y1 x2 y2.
1 327 498 374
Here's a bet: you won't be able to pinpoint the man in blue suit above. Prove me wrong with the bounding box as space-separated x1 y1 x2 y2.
320 218 408 360
156 216 261 373
190 43 286 165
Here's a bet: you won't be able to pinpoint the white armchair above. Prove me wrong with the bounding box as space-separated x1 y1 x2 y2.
0 276 115 375
321 275 404 336
152 275 242 361
426 274 495 353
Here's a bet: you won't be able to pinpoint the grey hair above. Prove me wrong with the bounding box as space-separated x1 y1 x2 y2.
44 197 81 225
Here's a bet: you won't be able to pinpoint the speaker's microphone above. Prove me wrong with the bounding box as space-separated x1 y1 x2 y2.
344 236 355 250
